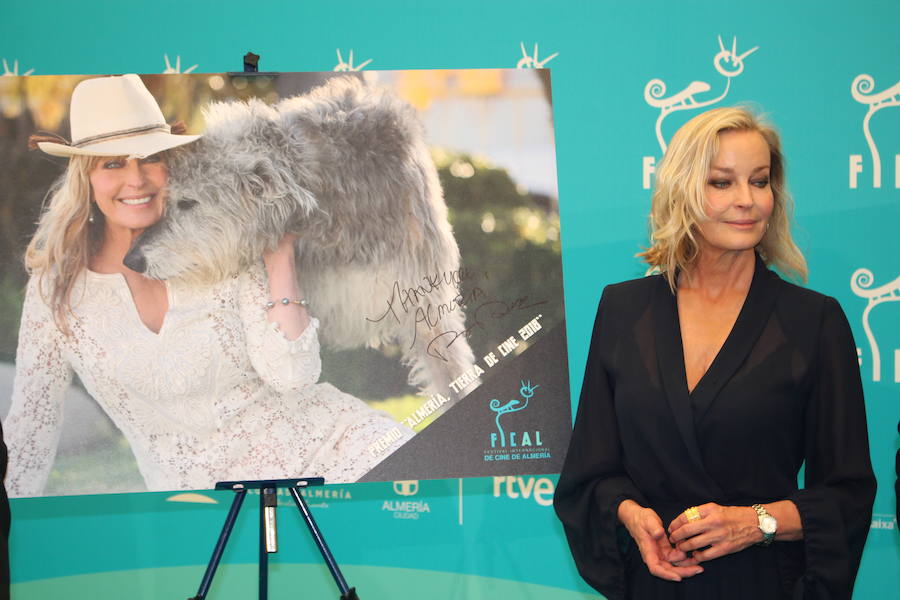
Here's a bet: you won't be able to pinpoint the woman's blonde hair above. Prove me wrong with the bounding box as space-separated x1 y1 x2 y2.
638 106 807 289
25 155 104 335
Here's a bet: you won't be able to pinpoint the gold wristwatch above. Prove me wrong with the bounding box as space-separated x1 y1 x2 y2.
752 504 777 546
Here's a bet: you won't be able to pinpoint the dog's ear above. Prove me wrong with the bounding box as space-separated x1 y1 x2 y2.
242 158 276 199
238 155 318 226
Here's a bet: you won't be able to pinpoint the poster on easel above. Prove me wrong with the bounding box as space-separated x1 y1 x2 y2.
0 69 570 497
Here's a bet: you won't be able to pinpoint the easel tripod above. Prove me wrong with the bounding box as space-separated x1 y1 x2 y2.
188 478 359 600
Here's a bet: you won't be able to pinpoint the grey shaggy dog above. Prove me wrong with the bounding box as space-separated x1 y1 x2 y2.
125 77 476 395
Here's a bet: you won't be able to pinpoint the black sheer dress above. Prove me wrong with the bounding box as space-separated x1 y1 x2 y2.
554 256 876 600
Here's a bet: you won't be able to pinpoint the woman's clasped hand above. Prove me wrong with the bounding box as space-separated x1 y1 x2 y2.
617 500 703 581
667 503 761 562
623 500 796 578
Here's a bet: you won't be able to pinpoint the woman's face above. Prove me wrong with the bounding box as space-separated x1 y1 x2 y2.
89 154 168 238
697 129 774 256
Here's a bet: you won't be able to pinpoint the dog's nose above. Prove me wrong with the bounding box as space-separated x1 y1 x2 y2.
123 250 147 273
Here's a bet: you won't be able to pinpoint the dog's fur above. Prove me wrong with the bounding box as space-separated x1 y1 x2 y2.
125 77 475 395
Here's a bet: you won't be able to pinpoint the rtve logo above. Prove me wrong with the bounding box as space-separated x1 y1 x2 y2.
492 475 555 507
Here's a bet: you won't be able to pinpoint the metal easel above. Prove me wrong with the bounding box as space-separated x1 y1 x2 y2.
187 478 359 600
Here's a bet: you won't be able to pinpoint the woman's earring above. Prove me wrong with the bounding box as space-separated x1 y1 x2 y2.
88 203 96 224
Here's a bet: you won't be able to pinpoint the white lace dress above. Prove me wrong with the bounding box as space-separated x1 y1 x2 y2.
4 264 410 497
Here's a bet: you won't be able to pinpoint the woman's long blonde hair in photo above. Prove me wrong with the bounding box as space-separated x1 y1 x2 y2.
638 106 807 290
24 156 103 335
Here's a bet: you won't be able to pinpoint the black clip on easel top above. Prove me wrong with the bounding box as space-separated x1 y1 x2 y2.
188 477 359 600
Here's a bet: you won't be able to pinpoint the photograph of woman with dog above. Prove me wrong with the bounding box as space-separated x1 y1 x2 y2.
4 74 414 497
0 70 566 496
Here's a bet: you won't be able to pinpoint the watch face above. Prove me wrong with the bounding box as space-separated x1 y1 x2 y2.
760 515 777 534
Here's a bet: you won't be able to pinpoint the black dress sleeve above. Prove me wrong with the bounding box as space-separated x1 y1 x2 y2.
786 297 876 600
554 287 647 600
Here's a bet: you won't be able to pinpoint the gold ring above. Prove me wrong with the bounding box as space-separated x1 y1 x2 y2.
684 506 702 522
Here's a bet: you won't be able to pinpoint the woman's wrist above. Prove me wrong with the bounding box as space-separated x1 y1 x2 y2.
263 248 295 271
762 500 803 542
263 240 302 299
262 236 309 339
742 506 766 544
739 501 803 544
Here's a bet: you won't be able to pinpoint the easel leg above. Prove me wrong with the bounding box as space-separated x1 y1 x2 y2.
189 489 247 600
288 487 358 600
259 488 271 600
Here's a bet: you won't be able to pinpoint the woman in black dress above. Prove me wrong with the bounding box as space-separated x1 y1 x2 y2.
554 107 876 599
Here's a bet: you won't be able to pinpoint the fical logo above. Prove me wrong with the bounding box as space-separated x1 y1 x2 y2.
851 269 900 383
516 42 558 69
849 74 900 189
334 49 372 72
162 54 197 74
485 380 550 463
490 380 539 448
1 58 34 76
392 480 419 496
642 36 758 189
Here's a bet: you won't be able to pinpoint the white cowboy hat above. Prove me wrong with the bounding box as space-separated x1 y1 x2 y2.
36 74 200 158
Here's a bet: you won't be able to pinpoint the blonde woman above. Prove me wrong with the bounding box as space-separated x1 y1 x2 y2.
5 74 407 497
554 107 875 599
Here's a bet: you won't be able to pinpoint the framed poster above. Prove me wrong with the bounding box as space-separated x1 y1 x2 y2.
0 69 570 496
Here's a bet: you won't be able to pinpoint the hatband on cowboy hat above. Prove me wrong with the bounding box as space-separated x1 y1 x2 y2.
37 74 200 158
